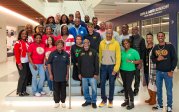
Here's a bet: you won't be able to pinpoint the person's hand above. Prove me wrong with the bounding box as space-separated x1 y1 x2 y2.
112 71 116 75
157 55 165 61
126 59 131 63
168 71 173 77
18 64 23 70
93 75 98 80
49 75 53 81
43 65 47 70
78 74 82 80
137 64 142 69
33 64 37 70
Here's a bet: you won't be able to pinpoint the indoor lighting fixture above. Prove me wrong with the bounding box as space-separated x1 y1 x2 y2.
114 2 151 5
0 6 39 25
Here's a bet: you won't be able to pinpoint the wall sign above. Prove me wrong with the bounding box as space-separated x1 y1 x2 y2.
140 4 169 18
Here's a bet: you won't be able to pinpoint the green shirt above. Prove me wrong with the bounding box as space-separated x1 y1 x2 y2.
120 48 140 71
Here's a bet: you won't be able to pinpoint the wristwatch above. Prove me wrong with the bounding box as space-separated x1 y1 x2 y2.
131 60 134 63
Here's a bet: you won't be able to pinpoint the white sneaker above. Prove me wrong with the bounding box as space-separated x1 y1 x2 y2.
35 92 41 97
40 91 46 95
61 103 66 108
48 91 53 96
54 103 60 108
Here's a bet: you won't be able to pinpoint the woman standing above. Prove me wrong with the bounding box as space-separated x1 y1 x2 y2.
44 36 56 96
28 33 46 97
14 30 30 96
42 26 56 45
46 16 56 33
144 33 156 105
56 25 75 54
120 39 141 110
25 24 34 44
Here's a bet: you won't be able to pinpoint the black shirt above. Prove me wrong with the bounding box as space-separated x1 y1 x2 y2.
151 43 177 72
78 48 99 78
47 50 69 82
144 47 153 74
85 31 101 52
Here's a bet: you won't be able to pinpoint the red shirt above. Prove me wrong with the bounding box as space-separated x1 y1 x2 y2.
56 34 75 54
45 46 56 60
42 34 56 45
28 43 45 64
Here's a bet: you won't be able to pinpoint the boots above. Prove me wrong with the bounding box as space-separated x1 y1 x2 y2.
145 89 152 103
121 99 129 107
149 91 156 105
126 102 134 110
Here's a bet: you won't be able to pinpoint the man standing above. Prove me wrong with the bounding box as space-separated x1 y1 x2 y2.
129 26 145 96
97 22 106 36
101 22 120 41
99 29 121 108
92 17 100 31
85 23 101 52
69 18 88 41
151 32 177 112
47 40 69 108
84 15 90 24
78 39 99 109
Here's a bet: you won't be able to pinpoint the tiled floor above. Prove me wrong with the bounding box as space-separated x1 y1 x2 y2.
0 57 179 112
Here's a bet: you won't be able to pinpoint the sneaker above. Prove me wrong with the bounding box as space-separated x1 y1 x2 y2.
121 100 129 107
126 102 134 110
61 103 66 108
99 101 106 107
82 101 91 107
54 103 60 108
167 107 172 112
34 92 41 97
48 91 53 96
108 101 113 108
40 91 46 95
92 103 97 108
152 105 163 110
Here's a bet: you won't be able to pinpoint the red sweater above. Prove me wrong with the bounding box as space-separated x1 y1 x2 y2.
14 40 29 64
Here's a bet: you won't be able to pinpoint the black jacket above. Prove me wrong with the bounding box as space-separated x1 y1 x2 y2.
78 48 99 78
85 31 101 52
130 34 146 60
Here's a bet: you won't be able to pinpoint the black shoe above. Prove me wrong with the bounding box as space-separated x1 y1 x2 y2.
23 92 29 96
97 83 101 88
19 93 25 97
152 105 163 110
121 100 129 107
92 103 97 108
133 89 139 96
118 89 125 93
126 102 134 110
167 107 172 112
82 102 91 107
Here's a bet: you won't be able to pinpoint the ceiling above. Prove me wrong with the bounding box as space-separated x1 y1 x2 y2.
0 0 45 22
94 0 162 22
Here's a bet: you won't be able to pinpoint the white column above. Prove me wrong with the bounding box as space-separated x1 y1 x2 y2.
0 17 7 63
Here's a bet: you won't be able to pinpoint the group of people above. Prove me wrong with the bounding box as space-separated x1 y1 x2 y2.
14 11 177 112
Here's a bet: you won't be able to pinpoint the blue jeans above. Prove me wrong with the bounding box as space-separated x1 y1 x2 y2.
156 70 173 108
29 64 45 94
45 69 53 91
82 78 97 103
100 65 116 102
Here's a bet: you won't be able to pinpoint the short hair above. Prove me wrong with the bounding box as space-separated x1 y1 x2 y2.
83 39 90 44
34 33 42 39
76 35 82 40
55 39 64 46
69 14 74 17
87 22 94 27
157 32 165 37
92 17 98 20
122 39 131 47
146 32 153 37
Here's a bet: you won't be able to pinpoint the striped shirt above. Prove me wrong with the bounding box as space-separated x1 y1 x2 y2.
56 34 75 54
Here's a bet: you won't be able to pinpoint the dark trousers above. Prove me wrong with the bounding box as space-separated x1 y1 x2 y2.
120 70 135 102
134 68 140 91
16 63 30 93
53 81 66 103
100 65 116 102
144 73 149 86
27 68 32 85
